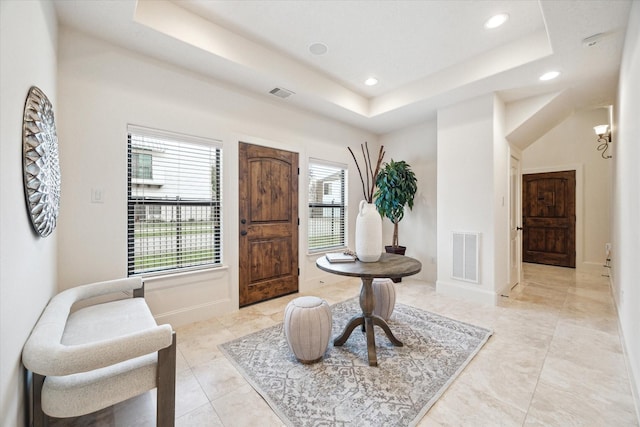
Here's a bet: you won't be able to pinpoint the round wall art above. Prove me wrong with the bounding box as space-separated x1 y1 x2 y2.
22 86 61 237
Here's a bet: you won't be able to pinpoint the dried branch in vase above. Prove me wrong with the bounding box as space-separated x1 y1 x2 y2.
348 142 385 203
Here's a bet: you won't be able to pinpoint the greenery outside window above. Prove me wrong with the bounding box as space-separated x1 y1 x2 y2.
127 125 223 275
308 159 347 252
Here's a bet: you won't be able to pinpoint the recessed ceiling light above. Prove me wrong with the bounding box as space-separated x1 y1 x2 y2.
539 71 560 81
364 77 378 86
484 13 509 29
309 42 328 55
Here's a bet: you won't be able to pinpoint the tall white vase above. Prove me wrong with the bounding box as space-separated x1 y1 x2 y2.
355 200 382 262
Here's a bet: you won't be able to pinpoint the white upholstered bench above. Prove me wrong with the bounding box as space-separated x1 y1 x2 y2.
22 277 176 426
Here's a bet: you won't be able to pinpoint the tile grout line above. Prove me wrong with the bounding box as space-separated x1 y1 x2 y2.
518 277 568 426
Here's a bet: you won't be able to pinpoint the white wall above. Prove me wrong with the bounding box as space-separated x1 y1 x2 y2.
0 1 58 425
613 0 640 417
521 108 612 272
436 94 510 304
56 28 378 326
493 96 510 296
379 120 438 283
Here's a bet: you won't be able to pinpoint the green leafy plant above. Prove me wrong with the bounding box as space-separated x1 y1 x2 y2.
374 160 418 248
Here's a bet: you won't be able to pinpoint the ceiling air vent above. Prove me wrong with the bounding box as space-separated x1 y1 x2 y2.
269 87 295 99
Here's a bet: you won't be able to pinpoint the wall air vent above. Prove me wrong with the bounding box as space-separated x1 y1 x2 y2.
452 231 480 283
269 87 295 99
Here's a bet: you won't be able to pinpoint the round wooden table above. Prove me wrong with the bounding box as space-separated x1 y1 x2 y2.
316 252 422 366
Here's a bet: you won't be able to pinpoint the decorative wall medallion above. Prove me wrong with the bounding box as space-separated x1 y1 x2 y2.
22 86 61 237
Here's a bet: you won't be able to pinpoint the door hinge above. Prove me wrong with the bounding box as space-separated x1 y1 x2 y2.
297 268 300 276
297 218 300 226
297 167 300 175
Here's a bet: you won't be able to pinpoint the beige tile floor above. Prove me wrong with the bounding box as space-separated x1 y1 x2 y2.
50 263 639 426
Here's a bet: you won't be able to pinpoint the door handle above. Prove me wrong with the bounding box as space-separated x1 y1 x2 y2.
241 219 247 224
240 230 247 236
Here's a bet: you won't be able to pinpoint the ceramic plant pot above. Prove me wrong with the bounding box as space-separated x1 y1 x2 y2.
355 200 382 262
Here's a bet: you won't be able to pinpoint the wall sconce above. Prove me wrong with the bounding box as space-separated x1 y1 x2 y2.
593 124 612 159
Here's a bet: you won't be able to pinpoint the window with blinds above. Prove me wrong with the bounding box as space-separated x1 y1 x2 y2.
127 125 222 276
308 160 347 252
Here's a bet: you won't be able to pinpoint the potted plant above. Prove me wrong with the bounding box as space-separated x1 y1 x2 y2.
374 159 418 259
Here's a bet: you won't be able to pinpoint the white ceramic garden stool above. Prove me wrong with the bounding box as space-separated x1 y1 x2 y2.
284 296 332 364
372 278 396 321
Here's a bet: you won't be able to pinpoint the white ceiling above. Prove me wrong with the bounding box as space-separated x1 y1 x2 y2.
52 0 632 135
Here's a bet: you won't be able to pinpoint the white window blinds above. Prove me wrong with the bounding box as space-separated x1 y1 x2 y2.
308 160 347 252
127 126 223 275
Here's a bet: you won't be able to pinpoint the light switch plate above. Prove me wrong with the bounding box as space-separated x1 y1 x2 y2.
91 188 104 203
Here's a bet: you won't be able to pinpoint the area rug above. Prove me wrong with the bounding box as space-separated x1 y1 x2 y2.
219 298 492 427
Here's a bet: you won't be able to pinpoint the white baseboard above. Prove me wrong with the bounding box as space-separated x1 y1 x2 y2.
628 353 640 426
154 298 234 328
611 284 640 424
302 273 352 293
436 279 499 305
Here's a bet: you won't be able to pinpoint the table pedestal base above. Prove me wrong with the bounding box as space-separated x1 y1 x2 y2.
333 278 403 366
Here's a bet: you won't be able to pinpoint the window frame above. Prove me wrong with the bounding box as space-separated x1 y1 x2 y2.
127 125 223 277
307 158 348 253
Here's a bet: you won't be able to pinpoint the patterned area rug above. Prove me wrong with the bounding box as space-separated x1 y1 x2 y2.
219 299 492 427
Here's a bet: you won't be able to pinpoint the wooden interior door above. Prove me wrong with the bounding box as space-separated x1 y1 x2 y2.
522 170 576 268
238 142 299 307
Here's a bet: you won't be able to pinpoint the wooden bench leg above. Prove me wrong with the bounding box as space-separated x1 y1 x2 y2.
32 373 48 427
156 331 176 427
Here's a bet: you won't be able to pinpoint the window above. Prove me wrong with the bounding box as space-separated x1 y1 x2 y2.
127 125 222 275
132 152 153 179
308 160 347 252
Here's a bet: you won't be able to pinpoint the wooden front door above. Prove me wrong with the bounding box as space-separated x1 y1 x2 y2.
238 142 299 307
522 170 576 268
